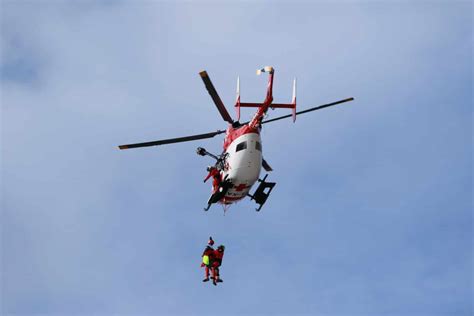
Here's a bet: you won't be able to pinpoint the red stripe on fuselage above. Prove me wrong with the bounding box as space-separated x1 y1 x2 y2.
223 124 259 151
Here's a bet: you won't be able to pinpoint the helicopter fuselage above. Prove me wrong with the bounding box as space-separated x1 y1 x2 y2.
219 126 262 204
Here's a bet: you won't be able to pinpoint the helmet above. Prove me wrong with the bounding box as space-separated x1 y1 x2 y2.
218 245 225 251
208 237 214 246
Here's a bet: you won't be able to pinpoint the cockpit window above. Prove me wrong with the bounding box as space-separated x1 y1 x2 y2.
255 141 262 151
236 141 247 152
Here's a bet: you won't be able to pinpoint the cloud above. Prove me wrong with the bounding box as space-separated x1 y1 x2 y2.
1 1 472 315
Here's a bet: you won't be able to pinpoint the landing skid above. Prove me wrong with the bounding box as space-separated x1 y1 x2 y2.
203 175 232 211
247 174 276 211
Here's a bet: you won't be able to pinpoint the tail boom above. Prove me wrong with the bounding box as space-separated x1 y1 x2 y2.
241 67 297 128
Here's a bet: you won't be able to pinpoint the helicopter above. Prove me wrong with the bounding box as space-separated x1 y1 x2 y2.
119 66 354 211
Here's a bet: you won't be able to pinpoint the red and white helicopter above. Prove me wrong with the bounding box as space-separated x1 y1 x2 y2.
119 66 353 211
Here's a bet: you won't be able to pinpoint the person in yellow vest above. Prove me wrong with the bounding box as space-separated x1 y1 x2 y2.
201 237 215 282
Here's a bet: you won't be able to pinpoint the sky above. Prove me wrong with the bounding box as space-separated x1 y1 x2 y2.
1 1 472 315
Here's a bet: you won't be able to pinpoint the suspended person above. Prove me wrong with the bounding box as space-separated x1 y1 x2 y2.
211 245 225 285
201 237 215 282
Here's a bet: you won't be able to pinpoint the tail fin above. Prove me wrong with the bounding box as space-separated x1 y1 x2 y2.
292 78 297 122
235 76 240 121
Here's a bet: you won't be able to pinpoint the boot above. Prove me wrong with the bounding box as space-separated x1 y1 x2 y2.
202 278 209 282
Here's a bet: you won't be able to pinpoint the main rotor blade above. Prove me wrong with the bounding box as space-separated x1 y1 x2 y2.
199 71 234 124
118 130 225 150
261 97 354 125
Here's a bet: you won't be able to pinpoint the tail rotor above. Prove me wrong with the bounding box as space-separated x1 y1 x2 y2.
256 66 274 75
235 76 241 121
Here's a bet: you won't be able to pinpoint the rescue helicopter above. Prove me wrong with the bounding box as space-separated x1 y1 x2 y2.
118 66 354 211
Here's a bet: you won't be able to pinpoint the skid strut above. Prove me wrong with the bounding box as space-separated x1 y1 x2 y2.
247 174 276 212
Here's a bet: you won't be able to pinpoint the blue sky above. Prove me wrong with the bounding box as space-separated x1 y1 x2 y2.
1 1 472 315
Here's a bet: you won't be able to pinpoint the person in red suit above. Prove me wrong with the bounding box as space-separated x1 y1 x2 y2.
201 237 215 282
211 245 225 285
203 166 221 193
